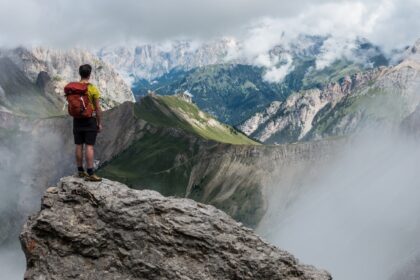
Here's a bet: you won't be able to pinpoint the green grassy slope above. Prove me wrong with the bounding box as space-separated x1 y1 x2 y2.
98 131 197 197
135 94 258 145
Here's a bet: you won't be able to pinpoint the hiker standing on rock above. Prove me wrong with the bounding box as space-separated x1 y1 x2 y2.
64 64 103 182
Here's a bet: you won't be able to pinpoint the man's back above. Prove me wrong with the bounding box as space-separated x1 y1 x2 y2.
67 64 103 182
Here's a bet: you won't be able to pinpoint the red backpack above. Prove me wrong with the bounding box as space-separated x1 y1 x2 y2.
64 82 94 118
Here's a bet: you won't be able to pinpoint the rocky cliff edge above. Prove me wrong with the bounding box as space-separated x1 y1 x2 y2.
20 176 331 280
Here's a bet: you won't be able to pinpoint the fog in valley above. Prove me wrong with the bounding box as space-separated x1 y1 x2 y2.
0 143 33 280
0 126 67 280
0 243 25 280
258 130 420 280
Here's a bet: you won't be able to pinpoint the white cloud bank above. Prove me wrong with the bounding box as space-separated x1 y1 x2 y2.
0 0 419 82
258 130 420 280
0 0 418 49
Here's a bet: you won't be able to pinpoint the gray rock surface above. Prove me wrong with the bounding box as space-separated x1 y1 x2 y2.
239 38 420 144
20 176 331 280
1 47 135 109
239 67 387 143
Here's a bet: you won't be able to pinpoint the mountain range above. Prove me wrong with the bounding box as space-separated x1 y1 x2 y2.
121 36 391 126
98 35 390 83
107 37 417 145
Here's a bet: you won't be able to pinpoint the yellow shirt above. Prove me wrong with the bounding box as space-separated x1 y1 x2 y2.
87 84 101 110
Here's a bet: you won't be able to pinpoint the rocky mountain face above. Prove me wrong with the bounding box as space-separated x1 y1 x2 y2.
98 38 241 82
239 39 420 143
239 67 387 143
0 47 135 112
0 56 63 116
20 176 331 280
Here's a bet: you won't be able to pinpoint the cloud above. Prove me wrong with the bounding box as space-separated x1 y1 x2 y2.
315 37 357 70
263 53 294 83
0 0 328 47
0 0 419 82
0 0 418 50
0 246 25 280
222 0 420 80
258 130 420 280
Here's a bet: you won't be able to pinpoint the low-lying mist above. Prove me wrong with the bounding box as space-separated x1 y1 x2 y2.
0 124 70 280
0 243 25 280
0 143 33 280
258 130 420 280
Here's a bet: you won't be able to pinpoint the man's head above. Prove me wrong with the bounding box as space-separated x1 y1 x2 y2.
79 64 92 80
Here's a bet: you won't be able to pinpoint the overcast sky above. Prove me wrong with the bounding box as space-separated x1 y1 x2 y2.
0 0 419 50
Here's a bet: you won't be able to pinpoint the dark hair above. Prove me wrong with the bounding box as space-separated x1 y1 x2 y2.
79 64 92 79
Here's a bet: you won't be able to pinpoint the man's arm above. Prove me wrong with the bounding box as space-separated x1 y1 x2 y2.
95 99 103 132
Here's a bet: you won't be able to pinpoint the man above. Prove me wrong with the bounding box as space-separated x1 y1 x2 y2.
65 64 103 181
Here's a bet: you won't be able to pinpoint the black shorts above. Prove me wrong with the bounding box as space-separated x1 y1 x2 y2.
73 117 98 145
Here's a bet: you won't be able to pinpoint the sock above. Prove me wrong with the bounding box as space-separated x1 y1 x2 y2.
87 168 94 176
77 166 84 172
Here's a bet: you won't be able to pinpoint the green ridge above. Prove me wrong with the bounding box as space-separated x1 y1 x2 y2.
135 95 259 145
98 131 196 197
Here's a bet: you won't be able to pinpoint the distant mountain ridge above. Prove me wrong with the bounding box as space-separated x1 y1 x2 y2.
239 39 420 143
97 38 240 82
98 36 390 84
129 37 389 126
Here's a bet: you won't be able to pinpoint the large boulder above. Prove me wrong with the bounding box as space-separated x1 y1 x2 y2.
20 176 331 280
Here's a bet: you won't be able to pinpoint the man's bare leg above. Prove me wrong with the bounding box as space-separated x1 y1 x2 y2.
76 144 83 167
86 145 94 170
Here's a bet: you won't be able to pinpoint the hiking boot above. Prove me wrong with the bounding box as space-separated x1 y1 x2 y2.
84 173 102 182
77 171 89 178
